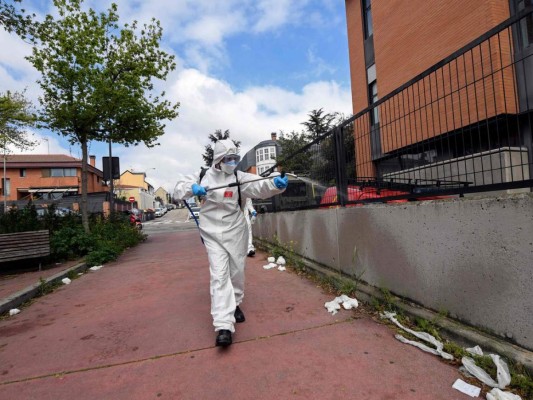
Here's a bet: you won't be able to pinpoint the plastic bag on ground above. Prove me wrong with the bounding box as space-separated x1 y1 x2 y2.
263 263 278 270
461 354 511 389
276 256 286 265
486 388 522 400
462 357 499 388
277 266 286 271
380 311 454 360
89 265 103 271
9 309 20 316
267 257 276 263
62 278 71 285
466 345 484 356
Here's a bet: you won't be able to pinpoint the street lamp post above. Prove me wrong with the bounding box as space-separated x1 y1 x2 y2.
2 137 7 212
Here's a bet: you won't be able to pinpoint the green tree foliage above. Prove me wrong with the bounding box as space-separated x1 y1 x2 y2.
27 0 179 232
202 129 241 167
0 90 36 152
275 130 310 176
0 0 35 38
274 110 355 184
301 108 337 140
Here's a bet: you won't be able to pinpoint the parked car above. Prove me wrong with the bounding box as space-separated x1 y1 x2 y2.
187 206 201 220
319 185 449 208
154 208 164 217
166 204 174 211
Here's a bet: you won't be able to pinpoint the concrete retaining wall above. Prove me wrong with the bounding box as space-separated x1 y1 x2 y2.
253 193 533 351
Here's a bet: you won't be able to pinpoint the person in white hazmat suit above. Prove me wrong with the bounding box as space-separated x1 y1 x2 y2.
173 139 288 347
244 198 257 257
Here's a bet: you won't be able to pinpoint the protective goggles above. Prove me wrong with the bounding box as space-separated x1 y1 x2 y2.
222 155 241 163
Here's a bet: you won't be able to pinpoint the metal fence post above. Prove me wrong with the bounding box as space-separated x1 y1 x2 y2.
334 127 348 207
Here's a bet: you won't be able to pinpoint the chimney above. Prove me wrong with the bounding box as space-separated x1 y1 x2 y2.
271 132 277 141
89 155 96 167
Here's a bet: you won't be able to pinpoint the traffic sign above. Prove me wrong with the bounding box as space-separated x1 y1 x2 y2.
129 197 135 202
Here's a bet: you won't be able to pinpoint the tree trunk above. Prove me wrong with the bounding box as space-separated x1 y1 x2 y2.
80 138 89 233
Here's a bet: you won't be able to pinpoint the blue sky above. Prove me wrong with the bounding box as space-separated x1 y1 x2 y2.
0 0 353 191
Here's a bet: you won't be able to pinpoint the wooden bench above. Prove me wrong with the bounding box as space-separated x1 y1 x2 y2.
0 230 51 270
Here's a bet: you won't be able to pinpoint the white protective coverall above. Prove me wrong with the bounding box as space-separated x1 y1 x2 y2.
244 198 256 254
173 139 285 333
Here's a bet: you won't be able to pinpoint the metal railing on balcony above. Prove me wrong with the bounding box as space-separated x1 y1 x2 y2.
262 7 533 212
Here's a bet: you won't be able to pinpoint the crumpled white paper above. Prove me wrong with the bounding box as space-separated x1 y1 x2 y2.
89 265 103 271
9 308 20 316
263 263 278 270
62 278 71 285
452 379 481 397
380 311 454 360
278 266 286 271
267 257 276 263
324 294 359 315
486 388 522 400
276 256 286 265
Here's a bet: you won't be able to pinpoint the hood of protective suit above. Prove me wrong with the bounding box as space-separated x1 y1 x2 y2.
213 139 240 166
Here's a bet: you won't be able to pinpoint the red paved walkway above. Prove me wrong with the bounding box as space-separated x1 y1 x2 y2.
0 230 472 399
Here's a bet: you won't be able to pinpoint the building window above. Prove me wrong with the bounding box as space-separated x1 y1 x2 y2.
257 165 276 175
256 146 276 163
20 168 26 177
1 178 10 196
367 64 379 124
363 0 373 39
518 0 533 49
42 168 77 177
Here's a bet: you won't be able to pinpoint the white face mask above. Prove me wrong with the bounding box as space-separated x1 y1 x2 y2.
220 160 237 174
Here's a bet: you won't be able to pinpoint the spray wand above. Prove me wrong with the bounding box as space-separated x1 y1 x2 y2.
205 171 297 192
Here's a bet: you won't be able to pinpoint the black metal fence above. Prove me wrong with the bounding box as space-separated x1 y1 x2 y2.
264 7 533 211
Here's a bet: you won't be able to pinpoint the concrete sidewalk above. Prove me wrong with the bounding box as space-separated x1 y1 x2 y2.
0 230 475 399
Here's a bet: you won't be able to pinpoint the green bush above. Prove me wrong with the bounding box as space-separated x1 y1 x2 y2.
1 203 144 266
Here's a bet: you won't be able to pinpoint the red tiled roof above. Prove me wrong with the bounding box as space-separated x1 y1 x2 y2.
4 154 81 163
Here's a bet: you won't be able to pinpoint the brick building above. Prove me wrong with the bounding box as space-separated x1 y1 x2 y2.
344 0 533 189
1 154 106 202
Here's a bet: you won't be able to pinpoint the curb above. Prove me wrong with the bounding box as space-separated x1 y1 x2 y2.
256 239 533 375
0 262 88 315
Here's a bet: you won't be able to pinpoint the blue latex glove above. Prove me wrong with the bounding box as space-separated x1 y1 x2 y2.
273 175 289 189
192 183 207 196
251 210 257 217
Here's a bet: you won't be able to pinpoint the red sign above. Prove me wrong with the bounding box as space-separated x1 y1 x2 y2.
223 191 233 198
129 197 135 202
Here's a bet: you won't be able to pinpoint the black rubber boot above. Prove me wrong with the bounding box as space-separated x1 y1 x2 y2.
216 330 232 347
234 306 245 323
247 250 255 257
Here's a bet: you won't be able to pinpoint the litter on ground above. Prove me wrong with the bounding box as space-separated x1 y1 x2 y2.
486 388 522 400
324 295 359 315
9 308 20 316
380 311 453 360
89 265 103 271
276 256 286 265
62 278 71 285
263 263 278 270
267 257 275 263
452 379 481 397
